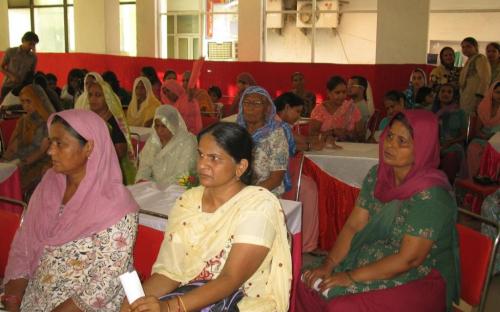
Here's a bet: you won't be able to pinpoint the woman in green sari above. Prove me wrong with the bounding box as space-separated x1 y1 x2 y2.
87 80 136 184
298 110 460 311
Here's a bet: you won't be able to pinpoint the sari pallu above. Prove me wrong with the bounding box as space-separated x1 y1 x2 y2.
74 72 104 110
152 186 292 312
127 77 161 127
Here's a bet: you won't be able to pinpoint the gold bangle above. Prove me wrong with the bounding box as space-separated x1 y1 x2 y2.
177 296 187 312
346 270 357 284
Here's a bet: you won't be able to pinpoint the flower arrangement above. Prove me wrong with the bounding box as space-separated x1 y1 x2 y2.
178 171 200 189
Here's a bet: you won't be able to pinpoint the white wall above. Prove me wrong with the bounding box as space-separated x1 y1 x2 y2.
264 0 500 64
238 0 262 61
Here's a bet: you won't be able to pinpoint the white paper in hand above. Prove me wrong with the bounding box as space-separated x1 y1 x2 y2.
119 271 145 304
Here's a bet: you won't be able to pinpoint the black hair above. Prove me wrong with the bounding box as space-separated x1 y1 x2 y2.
102 71 120 91
67 69 85 96
22 31 39 43
388 112 414 139
415 86 433 104
384 90 405 102
46 73 57 83
33 72 48 89
162 69 177 81
494 81 500 90
350 75 368 99
197 122 253 185
291 72 303 80
208 86 222 100
462 37 478 49
326 76 346 92
487 42 500 53
274 92 304 112
141 66 160 85
51 115 88 147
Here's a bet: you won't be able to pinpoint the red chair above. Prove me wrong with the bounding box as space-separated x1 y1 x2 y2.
366 109 381 141
133 225 165 282
454 208 499 312
282 152 305 202
0 196 26 278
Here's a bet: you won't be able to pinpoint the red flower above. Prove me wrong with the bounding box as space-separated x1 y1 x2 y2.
188 175 197 184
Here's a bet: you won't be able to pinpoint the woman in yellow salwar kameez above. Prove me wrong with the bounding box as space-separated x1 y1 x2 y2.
121 122 292 312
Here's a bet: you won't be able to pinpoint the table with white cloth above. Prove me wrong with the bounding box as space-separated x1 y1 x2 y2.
0 162 23 214
128 182 303 312
302 142 379 250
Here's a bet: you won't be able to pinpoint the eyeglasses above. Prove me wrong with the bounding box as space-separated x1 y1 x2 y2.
242 100 266 108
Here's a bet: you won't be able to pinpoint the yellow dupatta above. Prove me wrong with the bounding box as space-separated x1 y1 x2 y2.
126 77 161 126
153 186 292 311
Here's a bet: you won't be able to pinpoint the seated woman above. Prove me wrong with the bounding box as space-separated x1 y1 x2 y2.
74 71 104 110
298 110 459 312
122 122 291 312
126 76 161 127
2 109 138 311
310 76 363 143
433 83 466 183
230 72 256 115
404 68 427 109
88 80 136 184
135 105 197 188
290 71 316 117
275 91 321 253
378 90 405 131
1 85 54 193
429 47 461 91
60 68 85 109
467 80 500 179
347 75 374 125
161 79 202 134
141 66 162 100
236 86 293 196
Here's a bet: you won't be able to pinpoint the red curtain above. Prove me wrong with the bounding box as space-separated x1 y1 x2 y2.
0 52 433 113
302 158 360 250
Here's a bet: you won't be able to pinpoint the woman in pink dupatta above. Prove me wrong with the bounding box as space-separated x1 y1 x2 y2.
2 110 138 311
161 79 202 134
310 76 363 142
297 110 459 311
466 80 500 179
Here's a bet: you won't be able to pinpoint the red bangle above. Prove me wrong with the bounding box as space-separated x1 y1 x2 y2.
1 294 21 305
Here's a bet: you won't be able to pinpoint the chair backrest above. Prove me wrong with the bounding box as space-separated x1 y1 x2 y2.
0 210 22 278
201 115 219 129
366 110 381 136
456 208 499 311
282 152 305 201
466 114 478 145
133 225 165 281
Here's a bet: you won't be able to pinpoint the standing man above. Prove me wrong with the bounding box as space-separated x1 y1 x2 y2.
1 31 39 99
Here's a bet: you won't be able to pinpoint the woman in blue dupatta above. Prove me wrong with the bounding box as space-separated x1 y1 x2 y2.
236 86 295 196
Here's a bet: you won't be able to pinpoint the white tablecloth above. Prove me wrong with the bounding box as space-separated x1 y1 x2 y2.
0 162 17 183
128 182 302 235
130 126 152 142
489 132 500 152
305 142 379 188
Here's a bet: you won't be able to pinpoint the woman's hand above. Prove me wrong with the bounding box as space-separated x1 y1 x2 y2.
119 298 130 312
318 272 354 293
129 296 164 312
302 261 334 289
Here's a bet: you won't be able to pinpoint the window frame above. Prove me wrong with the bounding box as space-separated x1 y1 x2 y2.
7 0 73 53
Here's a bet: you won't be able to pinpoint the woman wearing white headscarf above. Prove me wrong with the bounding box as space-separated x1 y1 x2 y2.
135 105 198 188
74 72 104 110
126 77 161 127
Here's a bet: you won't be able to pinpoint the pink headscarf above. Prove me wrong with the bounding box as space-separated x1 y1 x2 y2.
4 110 138 283
161 80 202 134
374 110 451 203
478 81 500 128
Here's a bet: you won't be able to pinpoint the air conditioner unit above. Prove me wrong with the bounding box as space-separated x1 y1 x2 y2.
296 0 339 28
207 41 238 61
266 0 284 28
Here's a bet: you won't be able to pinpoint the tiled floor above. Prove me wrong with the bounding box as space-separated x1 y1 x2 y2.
301 254 500 311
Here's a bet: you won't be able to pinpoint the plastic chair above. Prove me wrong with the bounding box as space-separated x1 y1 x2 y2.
133 224 165 281
454 178 498 214
201 113 219 129
0 196 27 278
454 208 499 312
366 110 381 140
